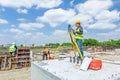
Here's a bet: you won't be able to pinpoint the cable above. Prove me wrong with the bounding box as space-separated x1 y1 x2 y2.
54 32 68 57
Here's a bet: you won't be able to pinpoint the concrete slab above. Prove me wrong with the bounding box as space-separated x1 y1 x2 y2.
31 58 120 80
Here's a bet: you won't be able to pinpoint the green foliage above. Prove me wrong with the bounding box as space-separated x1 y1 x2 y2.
45 43 60 48
20 44 24 47
45 43 72 48
83 38 99 46
45 39 120 47
61 43 72 47
15 39 120 49
98 40 120 46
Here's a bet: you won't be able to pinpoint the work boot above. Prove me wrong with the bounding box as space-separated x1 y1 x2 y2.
73 57 75 63
80 58 83 64
77 57 80 64
70 57 72 62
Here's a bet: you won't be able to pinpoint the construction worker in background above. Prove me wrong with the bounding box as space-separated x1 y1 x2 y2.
73 20 84 57
43 47 50 60
9 43 17 56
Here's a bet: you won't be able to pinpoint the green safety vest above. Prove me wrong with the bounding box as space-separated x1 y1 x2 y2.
75 27 84 40
9 45 16 53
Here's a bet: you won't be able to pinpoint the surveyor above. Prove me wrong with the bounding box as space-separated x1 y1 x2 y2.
73 20 84 57
9 42 17 56
42 47 50 60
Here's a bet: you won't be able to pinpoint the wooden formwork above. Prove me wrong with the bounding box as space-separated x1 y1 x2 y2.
16 48 31 68
0 55 11 71
0 48 31 71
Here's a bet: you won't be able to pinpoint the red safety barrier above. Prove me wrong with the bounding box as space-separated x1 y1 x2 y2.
89 59 102 70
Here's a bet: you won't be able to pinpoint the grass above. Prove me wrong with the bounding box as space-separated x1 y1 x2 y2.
0 46 72 55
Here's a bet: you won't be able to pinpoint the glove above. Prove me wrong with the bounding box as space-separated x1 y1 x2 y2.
73 30 76 35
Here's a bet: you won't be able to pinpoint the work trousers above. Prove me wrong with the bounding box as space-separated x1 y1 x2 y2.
43 53 48 60
76 39 84 57
10 51 16 56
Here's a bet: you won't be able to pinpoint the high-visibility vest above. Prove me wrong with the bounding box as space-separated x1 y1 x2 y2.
43 48 49 54
75 27 84 40
9 45 16 53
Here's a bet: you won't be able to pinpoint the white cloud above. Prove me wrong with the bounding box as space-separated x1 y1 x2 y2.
10 28 23 33
30 30 69 44
37 8 75 27
76 0 113 15
115 28 120 33
47 30 69 44
0 34 4 37
25 32 32 36
53 30 67 36
17 18 26 22
0 0 32 8
0 0 62 9
0 18 8 24
36 32 44 36
97 28 120 40
95 10 120 23
11 24 16 27
67 13 93 25
84 29 87 33
72 0 120 30
2 29 9 33
4 29 69 45
88 22 117 29
70 0 74 6
19 22 44 30
9 28 33 44
17 8 28 14
35 0 62 9
7 30 33 44
36 0 119 29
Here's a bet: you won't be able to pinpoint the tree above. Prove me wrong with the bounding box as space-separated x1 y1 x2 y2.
45 43 60 48
83 38 99 46
20 44 24 47
44 39 120 47
32 44 34 47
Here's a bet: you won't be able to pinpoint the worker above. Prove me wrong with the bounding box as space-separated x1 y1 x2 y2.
42 47 50 60
73 20 84 57
9 42 17 56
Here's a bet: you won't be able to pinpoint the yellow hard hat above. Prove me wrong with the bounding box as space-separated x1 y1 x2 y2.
75 20 80 24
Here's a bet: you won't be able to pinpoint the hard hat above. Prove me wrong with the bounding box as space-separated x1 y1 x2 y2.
75 20 80 24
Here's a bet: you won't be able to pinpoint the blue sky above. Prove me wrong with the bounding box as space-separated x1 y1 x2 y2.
0 0 120 45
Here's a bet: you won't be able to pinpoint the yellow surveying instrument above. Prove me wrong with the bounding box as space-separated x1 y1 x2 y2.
68 24 83 60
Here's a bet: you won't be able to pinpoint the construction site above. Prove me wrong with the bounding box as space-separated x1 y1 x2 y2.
0 46 120 80
0 28 120 80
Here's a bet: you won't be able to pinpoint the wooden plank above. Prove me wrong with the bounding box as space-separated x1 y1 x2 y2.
0 56 6 71
8 57 12 70
0 56 2 70
3 55 7 70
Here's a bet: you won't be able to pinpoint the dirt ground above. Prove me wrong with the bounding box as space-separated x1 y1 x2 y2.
94 54 120 61
0 68 30 80
0 51 120 80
